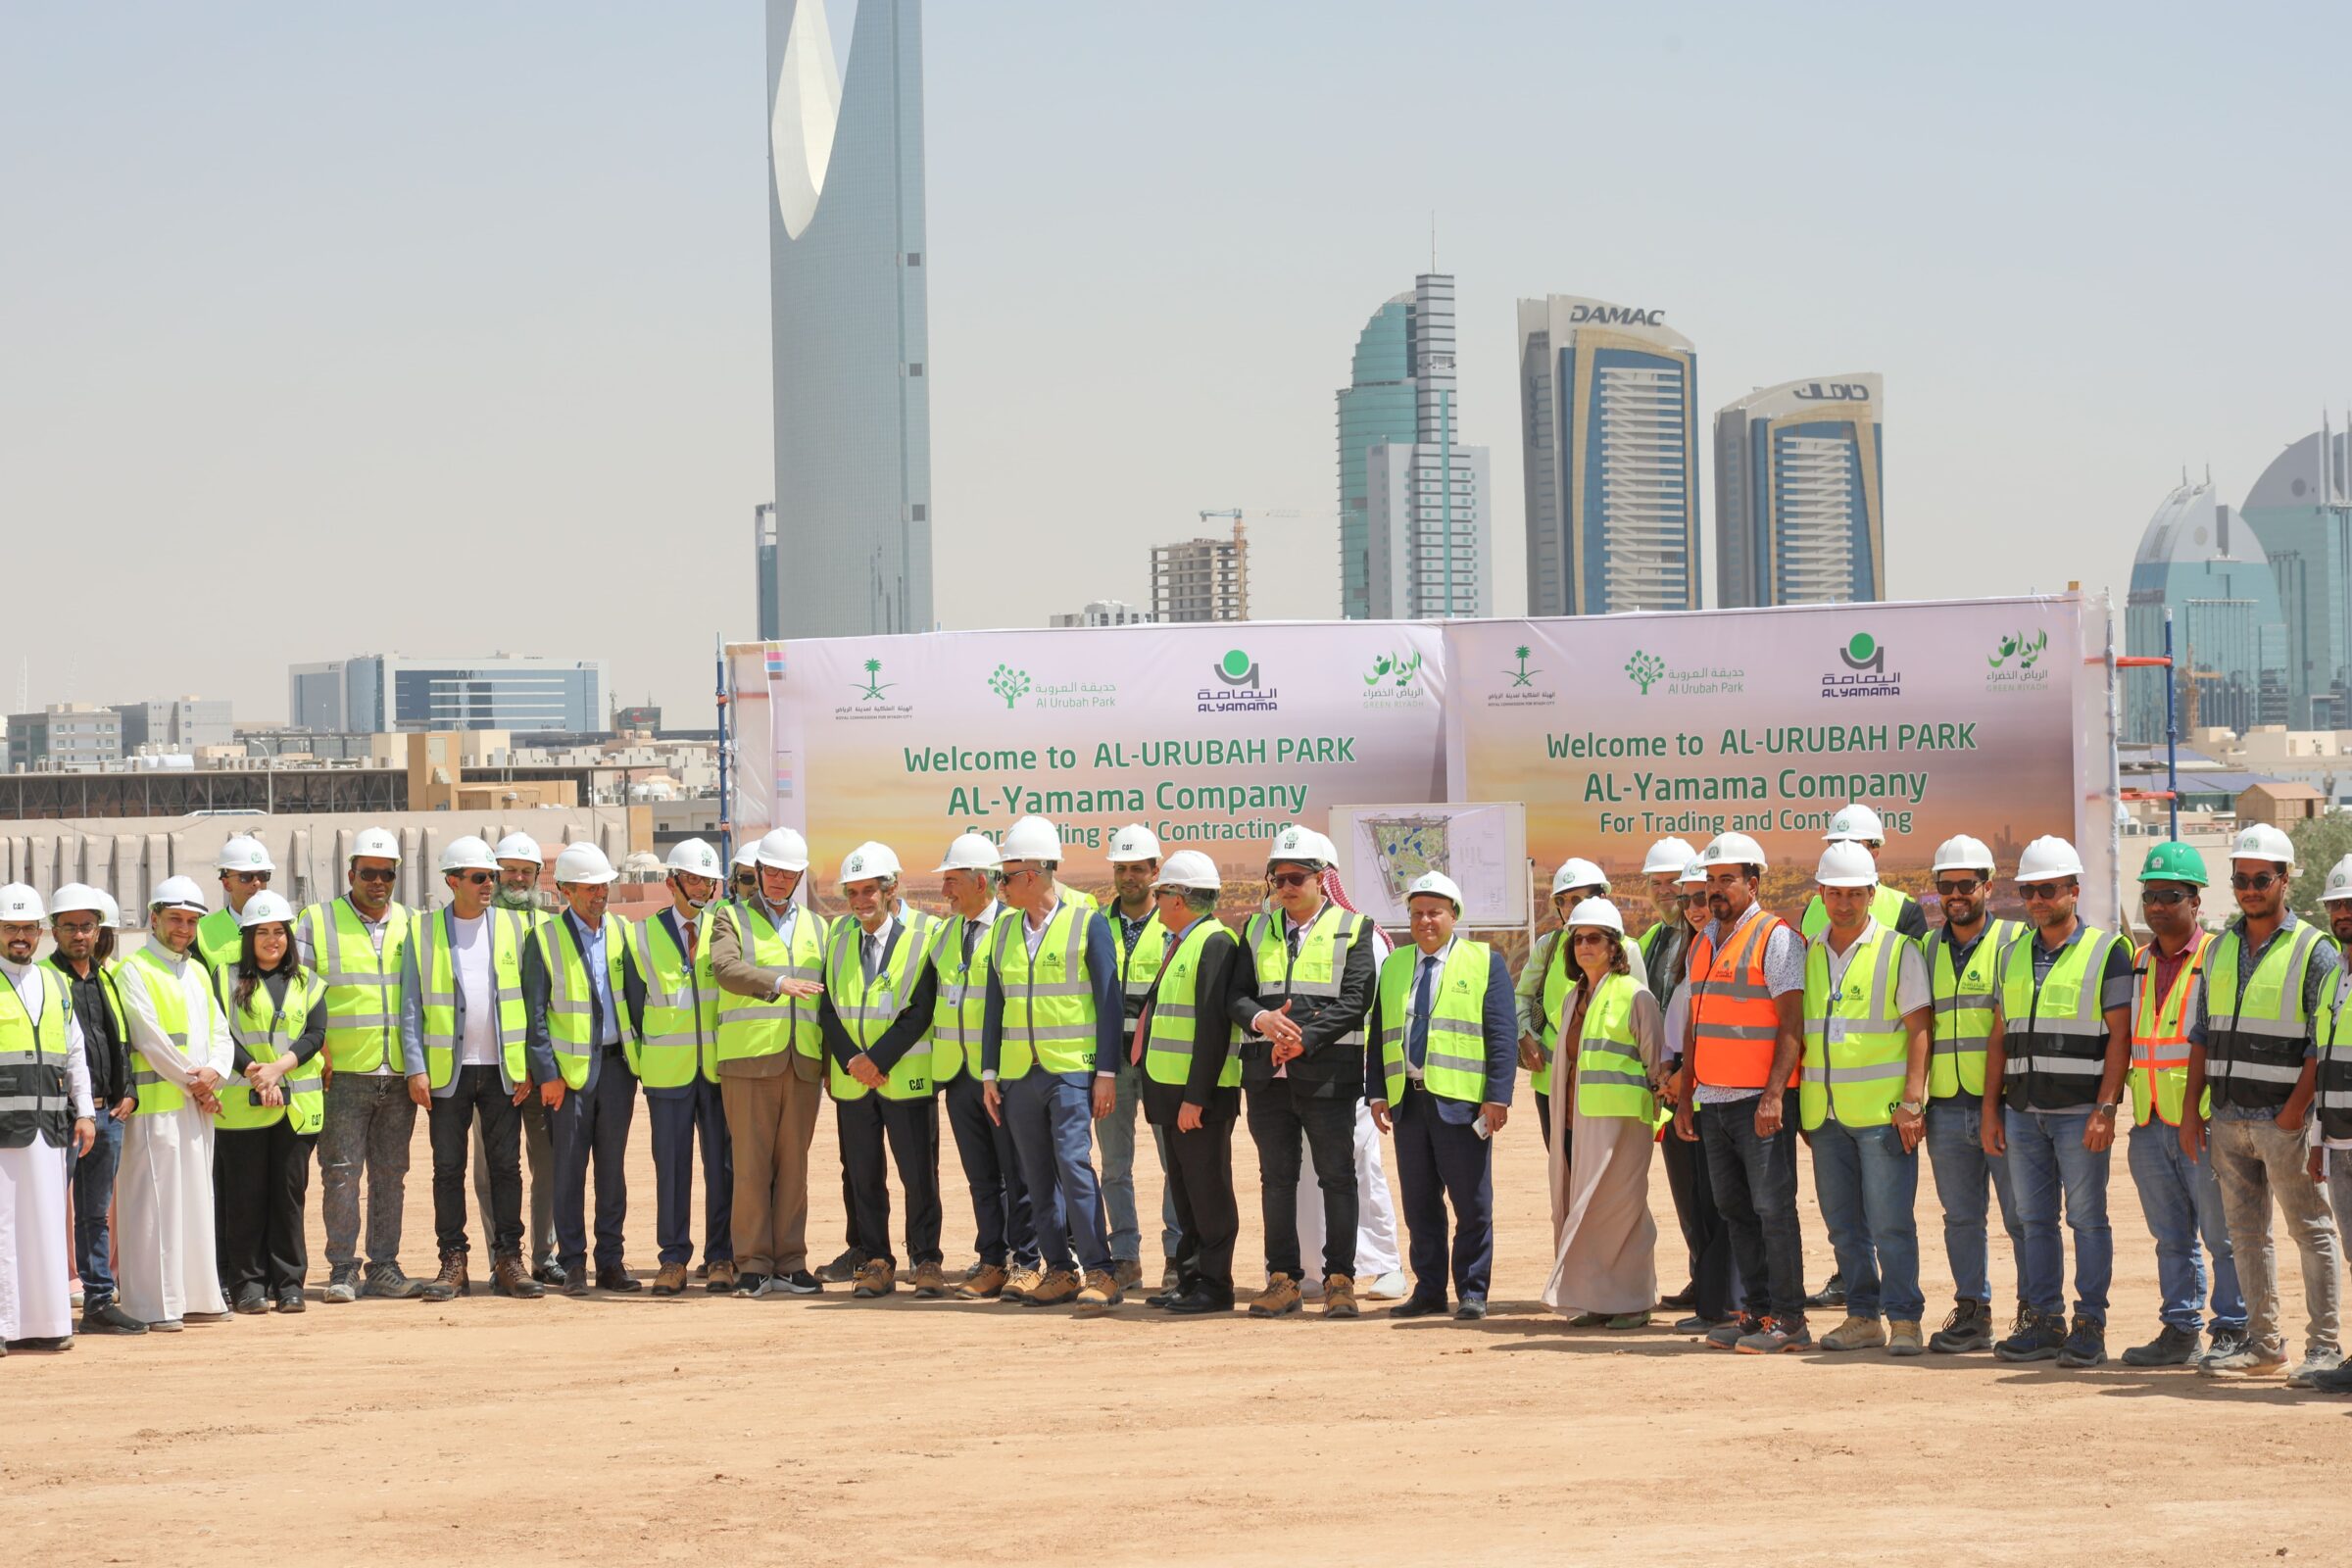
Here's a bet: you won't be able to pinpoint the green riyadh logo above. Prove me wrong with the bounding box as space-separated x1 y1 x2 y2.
1506 645 1539 688
1987 629 2048 670
988 663 1032 710
1624 649 1665 695
1364 650 1423 689
853 657 893 702
1214 648 1260 689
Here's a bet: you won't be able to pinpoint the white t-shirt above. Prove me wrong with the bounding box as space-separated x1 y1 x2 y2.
450 913 497 1068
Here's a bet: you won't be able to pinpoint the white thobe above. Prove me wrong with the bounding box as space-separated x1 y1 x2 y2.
0 956 93 1343
1294 924 1403 1288
117 947 232 1324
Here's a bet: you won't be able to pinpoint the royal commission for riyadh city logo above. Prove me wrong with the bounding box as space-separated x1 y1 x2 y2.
834 652 913 720
1199 648 1278 713
1823 632 1902 700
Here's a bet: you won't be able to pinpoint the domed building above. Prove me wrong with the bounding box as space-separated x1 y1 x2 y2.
2125 477 2286 742
2238 427 2352 728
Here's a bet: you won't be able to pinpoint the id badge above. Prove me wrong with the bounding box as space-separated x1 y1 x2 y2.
1828 1018 1848 1044
875 988 896 1015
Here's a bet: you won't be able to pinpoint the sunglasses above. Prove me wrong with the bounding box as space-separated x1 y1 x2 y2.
2230 871 2283 892
2018 881 2072 901
1269 871 1314 890
353 867 397 884
453 871 496 886
226 871 271 887
2140 886 2192 907
1570 930 1614 946
1934 879 1981 898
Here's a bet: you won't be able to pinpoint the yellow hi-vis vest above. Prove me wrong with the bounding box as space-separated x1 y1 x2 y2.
118 944 197 1115
1242 904 1369 1050
2130 932 2211 1127
990 901 1102 1079
533 913 629 1092
2314 967 2352 1143
1800 926 1914 1129
1143 917 1240 1090
1801 883 1912 941
0 963 74 1147
1997 924 2126 1110
1375 940 1494 1105
1117 908 1169 1048
928 907 999 1084
1534 929 1649 1102
1924 918 2020 1100
2200 921 2327 1111
194 906 243 973
1572 970 1654 1121
714 901 828 1065
412 907 531 1094
211 963 326 1134
299 898 412 1074
626 907 718 1090
823 906 940 1101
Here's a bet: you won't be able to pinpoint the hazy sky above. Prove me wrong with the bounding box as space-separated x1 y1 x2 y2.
8 2 2350 726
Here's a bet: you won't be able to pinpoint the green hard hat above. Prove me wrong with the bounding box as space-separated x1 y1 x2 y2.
2137 841 2208 887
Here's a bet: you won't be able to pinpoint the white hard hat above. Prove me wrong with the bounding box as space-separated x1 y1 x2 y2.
351 825 402 863
2323 855 2352 905
1823 804 1886 844
494 831 544 866
1642 837 1698 876
1404 870 1464 912
934 833 1003 874
1931 835 1996 874
48 883 108 920
1001 816 1063 862
1565 896 1623 935
731 840 760 869
554 842 619 886
1107 824 1163 863
755 826 810 872
1815 841 1880 889
1550 857 1607 897
665 838 723 880
0 883 44 922
151 875 208 913
94 890 122 929
2015 836 2085 881
237 890 297 929
1152 850 1222 892
839 842 903 884
1267 823 1329 867
438 836 500 874
1678 858 1707 887
216 834 275 874
1701 832 1769 872
2230 822 2296 868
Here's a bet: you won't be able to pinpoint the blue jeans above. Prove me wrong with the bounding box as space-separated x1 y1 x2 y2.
1809 1120 1925 1322
1924 1097 2023 1304
2126 1120 2245 1333
2002 1106 2112 1321
69 1110 126 1304
1001 1071 1110 1275
1100 1058 1179 1265
1699 1100 1806 1323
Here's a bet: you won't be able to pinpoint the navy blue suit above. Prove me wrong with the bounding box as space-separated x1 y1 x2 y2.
621 907 733 1268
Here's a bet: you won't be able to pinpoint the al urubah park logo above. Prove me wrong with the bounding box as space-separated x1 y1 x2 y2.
1985 627 2052 694
1602 647 1743 702
987 661 1117 712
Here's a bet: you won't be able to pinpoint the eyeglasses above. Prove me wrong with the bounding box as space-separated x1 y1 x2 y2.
2230 871 2282 892
1000 865 1038 883
1570 930 1614 946
1268 871 1314 890
226 871 270 887
1934 879 1981 897
453 871 496 886
2018 881 2071 901
353 867 397 884
2140 886 2192 907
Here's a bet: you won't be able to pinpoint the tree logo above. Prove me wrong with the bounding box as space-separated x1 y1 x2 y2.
1506 645 1539 688
988 663 1032 709
1624 649 1665 695
853 657 893 702
1213 648 1259 689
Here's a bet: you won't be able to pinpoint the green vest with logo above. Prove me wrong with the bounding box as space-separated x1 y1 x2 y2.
119 945 197 1115
626 907 718 1090
1800 926 1914 1129
928 908 998 1083
1242 904 1370 1051
533 913 629 1092
1572 970 1653 1121
714 901 828 1065
1375 940 1494 1105
211 963 327 1134
991 901 1102 1079
1801 883 1910 941
412 907 532 1093
194 906 243 974
1143 917 1240 1090
823 906 940 1101
1924 918 2020 1100
299 898 412 1075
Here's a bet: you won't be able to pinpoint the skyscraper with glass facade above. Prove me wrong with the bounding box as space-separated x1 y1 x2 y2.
1713 374 1885 608
2240 427 2352 728
1336 288 1425 619
766 0 931 639
2125 478 2286 742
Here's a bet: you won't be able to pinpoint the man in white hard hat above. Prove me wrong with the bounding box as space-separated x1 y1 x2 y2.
524 843 639 1294
1917 834 2030 1354
2181 822 2343 1383
1799 805 1928 942
709 826 829 1297
48 883 144 1335
1654 855 1740 1329
1800 842 1935 1356
1517 858 1647 1153
1366 871 1515 1320
1227 824 1380 1318
815 842 946 1299
1099 823 1181 1292
621 838 735 1296
297 824 427 1303
1137 852 1245 1314
196 834 275 972
1980 834 2133 1369
0 884 98 1352
2305 856 2352 1392
397 837 541 1301
981 815 1126 1311
115 876 234 1330
929 833 1037 1298
485 829 561 1284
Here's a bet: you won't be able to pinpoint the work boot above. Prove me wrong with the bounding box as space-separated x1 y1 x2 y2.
2122 1324 2202 1367
1734 1316 1812 1354
321 1263 361 1304
2285 1348 2344 1389
1993 1310 2068 1362
1323 1274 1359 1319
705 1260 737 1295
82 1299 147 1335
490 1254 545 1299
1706 1311 1763 1349
1074 1269 1123 1313
1928 1298 1993 1354
1002 1264 1045 1303
817 1247 867 1285
651 1262 690 1297
910 1260 948 1298
1887 1320 1925 1356
1249 1273 1303 1318
956 1263 1009 1300
419 1252 466 1302
1023 1268 1080 1307
1112 1258 1145 1291
852 1258 898 1298
2056 1314 2107 1369
1820 1314 1886 1352
363 1261 427 1300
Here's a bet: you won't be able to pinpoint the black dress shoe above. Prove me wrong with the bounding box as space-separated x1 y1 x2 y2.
1163 1291 1231 1315
1145 1290 1179 1309
1390 1295 1449 1319
1659 1287 1697 1310
1454 1296 1489 1321
274 1292 307 1314
597 1265 642 1293
232 1287 270 1315
82 1299 147 1334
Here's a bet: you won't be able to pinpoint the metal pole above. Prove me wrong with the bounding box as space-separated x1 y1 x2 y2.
714 636 732 864
2104 600 2126 931
2163 607 2180 840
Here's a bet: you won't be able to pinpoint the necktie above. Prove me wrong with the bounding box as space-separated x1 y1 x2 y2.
683 917 698 963
1407 954 1436 1073
962 921 980 968
862 931 879 985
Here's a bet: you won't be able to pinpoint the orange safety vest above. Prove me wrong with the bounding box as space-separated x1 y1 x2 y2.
1690 908 1797 1090
2130 931 2211 1127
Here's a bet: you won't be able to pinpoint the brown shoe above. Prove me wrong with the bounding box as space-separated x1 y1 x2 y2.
490 1254 545 1299
911 1260 948 1298
421 1251 466 1301
956 1263 1009 1300
852 1258 898 1298
1323 1273 1359 1319
1023 1268 1081 1307
704 1260 737 1295
597 1264 642 1294
1075 1268 1124 1313
1002 1265 1045 1303
651 1262 690 1297
1249 1273 1302 1317
1112 1258 1145 1291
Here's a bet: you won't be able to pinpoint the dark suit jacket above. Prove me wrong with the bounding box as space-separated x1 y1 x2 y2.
1365 938 1518 1125
1224 904 1378 1098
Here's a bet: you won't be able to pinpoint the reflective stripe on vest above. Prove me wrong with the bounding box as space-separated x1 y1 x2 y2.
1690 909 1796 1090
1925 919 2020 1100
1375 941 1494 1104
1800 927 1912 1130
628 908 717 1090
992 902 1100 1079
2316 967 2352 1142
1143 918 1240 1090
1118 911 1168 1046
2201 922 2325 1109
928 909 997 1083
1997 924 2124 1104
212 964 327 1134
413 907 532 1094
534 913 628 1092
0 965 74 1148
301 899 411 1074
2130 931 2211 1127
1573 970 1653 1121
119 945 194 1115
823 906 940 1101
1244 905 1368 1051
714 902 827 1064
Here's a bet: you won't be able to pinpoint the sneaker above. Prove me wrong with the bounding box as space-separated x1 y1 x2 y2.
2056 1314 2107 1368
1994 1311 2068 1362
362 1261 426 1300
1887 1320 1925 1357
852 1258 898 1299
1249 1273 1302 1318
1023 1268 1081 1307
956 1264 1009 1301
733 1271 772 1297
82 1299 147 1335
1111 1258 1145 1291
184 1309 234 1324
1323 1274 1360 1319
2285 1348 2345 1389
1734 1316 1812 1354
231 1285 270 1316
1706 1312 1763 1348
1074 1268 1123 1313
911 1260 948 1298
1675 1314 1730 1335
2122 1324 2202 1368
1454 1296 1488 1321
1606 1312 1651 1331
71 1281 84 1310
1364 1270 1410 1301
1820 1314 1886 1352
533 1260 569 1289
1568 1312 1610 1328
2201 1324 2250 1367
2199 1345 2289 1380
816 1248 866 1285
1806 1277 1847 1310
774 1269 822 1295
321 1263 361 1304
1929 1298 1993 1354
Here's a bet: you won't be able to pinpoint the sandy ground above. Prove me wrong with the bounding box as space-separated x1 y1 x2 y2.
7 1097 2351 1567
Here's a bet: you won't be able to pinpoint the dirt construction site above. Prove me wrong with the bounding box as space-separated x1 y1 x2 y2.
6 1105 2349 1566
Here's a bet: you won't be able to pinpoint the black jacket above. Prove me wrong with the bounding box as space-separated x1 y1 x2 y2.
1140 921 1242 1125
50 954 133 1107
1223 904 1378 1098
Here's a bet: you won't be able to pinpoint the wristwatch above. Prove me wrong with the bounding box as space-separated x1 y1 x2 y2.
1896 1099 1925 1115
2094 1101 2120 1118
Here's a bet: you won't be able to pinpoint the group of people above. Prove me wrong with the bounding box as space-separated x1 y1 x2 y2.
4 804 2351 1388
